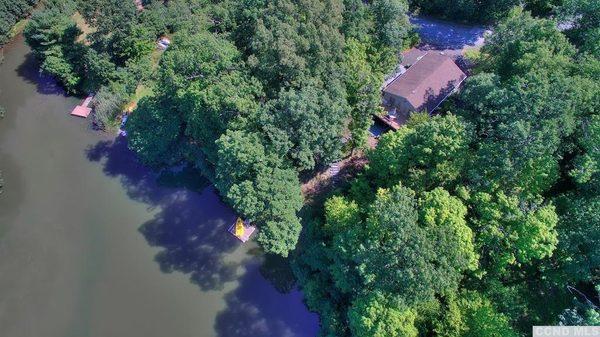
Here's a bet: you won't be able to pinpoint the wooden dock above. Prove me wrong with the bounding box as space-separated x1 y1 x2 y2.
228 218 256 243
70 94 94 118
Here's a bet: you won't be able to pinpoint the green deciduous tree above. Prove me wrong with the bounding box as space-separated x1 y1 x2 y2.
371 0 411 50
343 38 381 151
481 8 575 79
258 81 348 171
409 0 518 23
324 195 364 294
436 291 519 337
471 191 558 276
81 48 118 93
557 0 600 56
570 114 600 186
358 185 476 304
554 196 600 283
215 129 303 256
323 195 361 236
24 8 84 92
126 96 184 167
0 0 40 45
348 291 418 337
341 0 374 43
136 32 262 175
459 71 577 196
248 0 345 93
368 113 470 192
77 0 158 66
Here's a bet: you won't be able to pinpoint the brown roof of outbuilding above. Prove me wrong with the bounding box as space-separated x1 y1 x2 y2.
384 52 467 113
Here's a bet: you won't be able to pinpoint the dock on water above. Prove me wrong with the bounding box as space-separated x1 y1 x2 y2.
228 218 256 243
70 94 94 118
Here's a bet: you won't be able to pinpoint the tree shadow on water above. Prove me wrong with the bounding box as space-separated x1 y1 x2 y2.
215 259 320 337
138 191 242 291
86 136 320 334
16 51 72 97
86 136 243 291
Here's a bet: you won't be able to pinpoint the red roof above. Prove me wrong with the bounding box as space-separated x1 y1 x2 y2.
384 52 467 113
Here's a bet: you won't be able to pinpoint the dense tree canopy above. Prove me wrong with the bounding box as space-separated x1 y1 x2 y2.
126 96 184 167
257 81 348 171
409 0 519 23
436 291 519 337
554 195 600 282
371 0 411 50
457 9 587 197
248 0 345 93
471 191 558 276
295 4 600 337
215 129 303 256
24 9 83 92
17 0 600 335
0 0 40 45
481 8 575 79
296 181 478 335
348 292 418 337
158 32 262 171
558 0 600 57
409 0 562 23
359 186 476 303
368 113 470 192
343 38 381 151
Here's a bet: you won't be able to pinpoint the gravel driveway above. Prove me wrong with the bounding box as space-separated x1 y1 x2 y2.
410 16 490 52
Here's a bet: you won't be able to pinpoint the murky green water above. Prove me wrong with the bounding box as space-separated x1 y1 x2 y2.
0 35 318 337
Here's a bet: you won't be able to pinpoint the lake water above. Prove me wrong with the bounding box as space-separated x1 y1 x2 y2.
0 35 318 337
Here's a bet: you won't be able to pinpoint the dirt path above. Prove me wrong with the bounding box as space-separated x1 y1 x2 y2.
301 155 368 204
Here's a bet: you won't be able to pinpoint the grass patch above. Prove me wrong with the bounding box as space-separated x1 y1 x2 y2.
8 18 29 39
464 48 483 62
125 84 154 112
72 12 95 44
151 48 164 68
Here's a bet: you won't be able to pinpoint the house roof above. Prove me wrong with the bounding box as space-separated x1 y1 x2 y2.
401 48 427 67
384 51 467 113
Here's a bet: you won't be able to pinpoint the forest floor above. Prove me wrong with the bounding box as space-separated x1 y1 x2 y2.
301 153 369 206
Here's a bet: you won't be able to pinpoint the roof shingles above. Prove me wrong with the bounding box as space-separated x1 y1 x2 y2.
384 52 466 113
